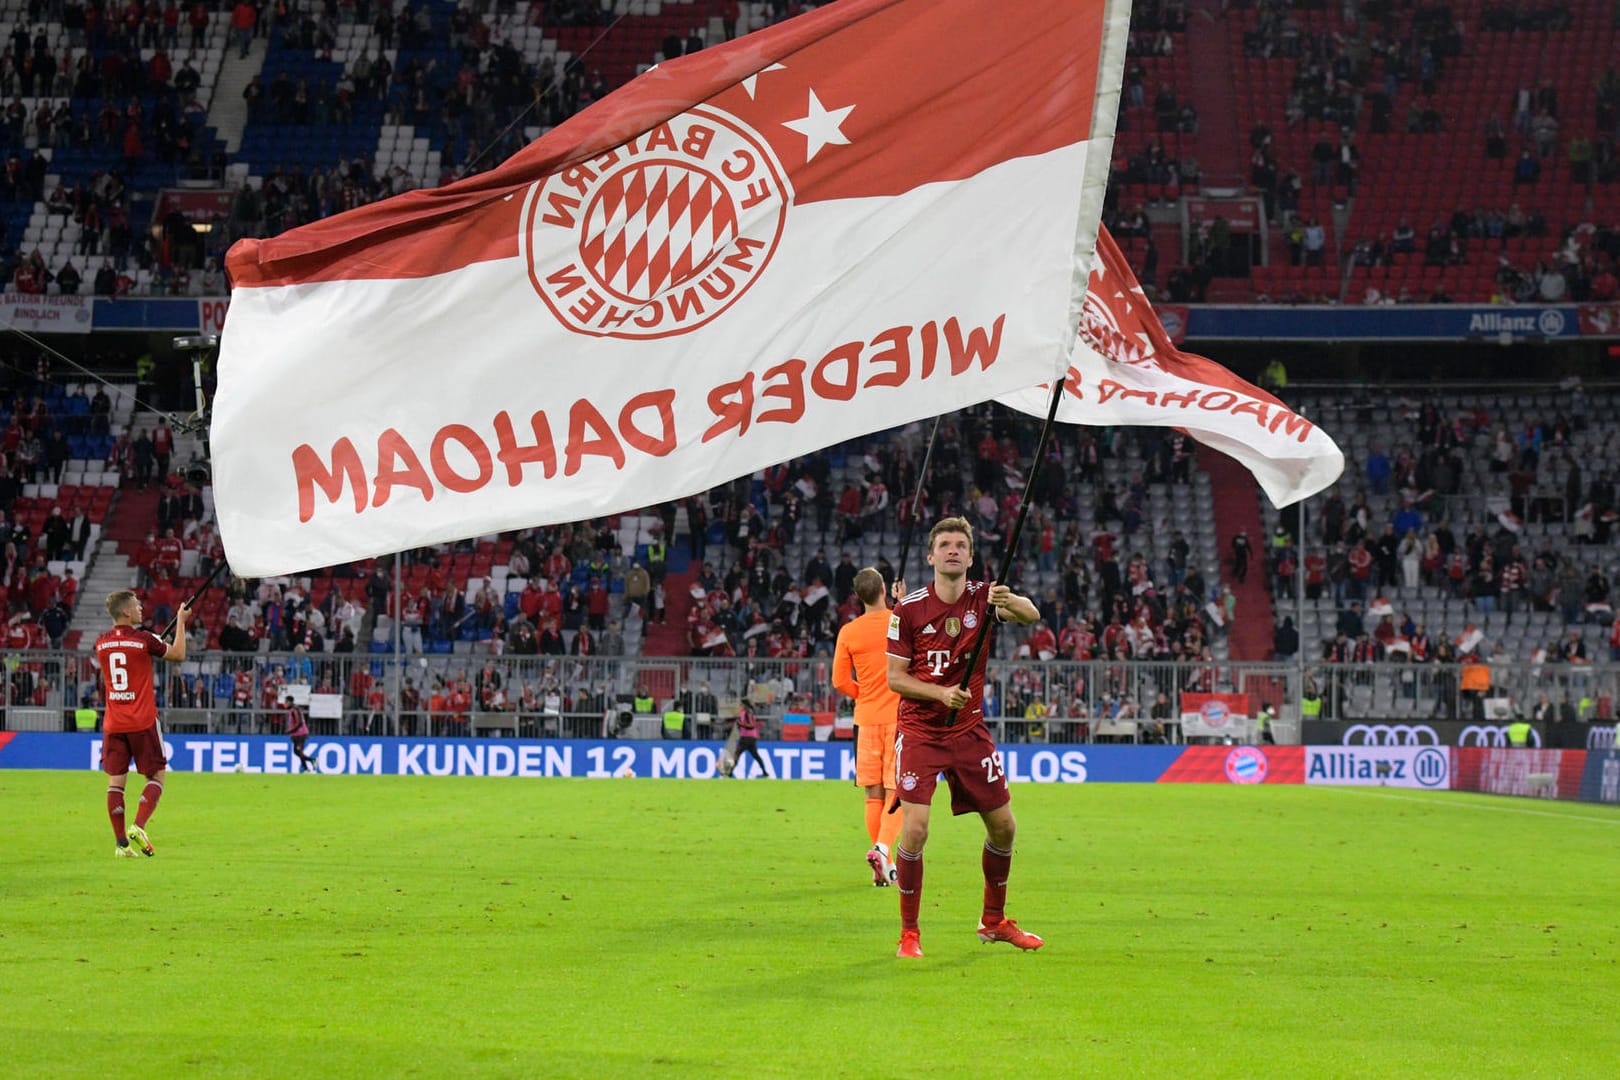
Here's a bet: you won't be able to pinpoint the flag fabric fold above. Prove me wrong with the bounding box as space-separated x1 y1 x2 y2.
212 0 1126 576
998 226 1345 507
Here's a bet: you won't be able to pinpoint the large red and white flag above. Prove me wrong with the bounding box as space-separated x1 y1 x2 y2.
998 227 1344 506
212 0 1129 576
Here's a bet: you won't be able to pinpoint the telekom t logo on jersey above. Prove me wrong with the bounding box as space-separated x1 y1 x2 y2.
926 649 952 676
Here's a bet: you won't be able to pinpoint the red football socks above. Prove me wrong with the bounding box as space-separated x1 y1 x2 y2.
107 787 125 843
135 780 163 828
982 841 1013 924
896 845 923 930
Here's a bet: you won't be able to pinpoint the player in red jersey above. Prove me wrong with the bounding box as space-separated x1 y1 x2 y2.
94 589 189 857
885 517 1044 958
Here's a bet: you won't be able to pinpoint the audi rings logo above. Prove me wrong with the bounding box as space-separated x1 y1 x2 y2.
1412 748 1450 788
1458 724 1541 748
1588 727 1617 752
1342 724 1439 746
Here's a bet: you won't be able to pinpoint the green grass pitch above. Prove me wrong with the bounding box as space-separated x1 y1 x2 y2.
3 772 1617 1078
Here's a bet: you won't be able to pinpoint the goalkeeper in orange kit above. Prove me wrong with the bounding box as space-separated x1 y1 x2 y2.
833 567 904 886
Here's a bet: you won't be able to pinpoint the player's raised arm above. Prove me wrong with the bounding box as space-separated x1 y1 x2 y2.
162 601 191 661
987 582 1040 625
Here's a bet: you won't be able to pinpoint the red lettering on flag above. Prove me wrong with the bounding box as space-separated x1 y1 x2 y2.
293 439 367 523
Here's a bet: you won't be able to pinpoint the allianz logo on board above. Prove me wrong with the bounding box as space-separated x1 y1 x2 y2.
1307 747 1450 788
1466 310 1565 335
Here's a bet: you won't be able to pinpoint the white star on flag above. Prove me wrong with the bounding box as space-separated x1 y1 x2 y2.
782 88 855 162
741 63 786 99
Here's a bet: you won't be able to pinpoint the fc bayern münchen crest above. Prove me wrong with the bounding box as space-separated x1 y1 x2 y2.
522 106 793 339
962 611 978 629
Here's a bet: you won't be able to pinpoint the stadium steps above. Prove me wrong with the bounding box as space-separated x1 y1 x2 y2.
1184 0 1243 186
66 537 139 643
640 567 699 656
103 489 161 545
208 36 270 155
1197 445 1276 662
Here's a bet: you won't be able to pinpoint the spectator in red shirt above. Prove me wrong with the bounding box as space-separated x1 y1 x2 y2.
58 568 79 611
1345 540 1372 600
585 576 609 630
428 685 449 735
151 421 173 481
1019 620 1058 661
146 574 178 628
7 613 47 649
231 0 256 58
448 676 472 731
148 49 172 89
519 576 545 621
27 562 58 615
153 527 183 579
536 580 562 628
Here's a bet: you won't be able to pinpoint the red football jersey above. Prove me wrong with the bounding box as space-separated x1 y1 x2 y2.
94 625 168 733
886 580 997 737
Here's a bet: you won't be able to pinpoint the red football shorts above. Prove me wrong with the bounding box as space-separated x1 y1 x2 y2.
101 725 168 777
893 723 1010 816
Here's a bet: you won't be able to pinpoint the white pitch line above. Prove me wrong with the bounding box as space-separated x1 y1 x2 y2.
1321 785 1620 824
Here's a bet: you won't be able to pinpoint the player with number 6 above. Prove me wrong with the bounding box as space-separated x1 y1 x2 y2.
94 589 189 857
885 517 1044 958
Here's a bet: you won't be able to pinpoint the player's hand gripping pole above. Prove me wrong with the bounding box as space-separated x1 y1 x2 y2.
160 559 228 641
888 377 1066 814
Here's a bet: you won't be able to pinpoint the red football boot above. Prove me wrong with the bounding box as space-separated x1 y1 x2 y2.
976 917 1044 950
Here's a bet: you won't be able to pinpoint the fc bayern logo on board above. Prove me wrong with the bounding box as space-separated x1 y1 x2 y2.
1224 746 1268 785
522 106 793 339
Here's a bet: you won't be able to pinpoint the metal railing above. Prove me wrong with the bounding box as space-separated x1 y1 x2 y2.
5 649 1613 741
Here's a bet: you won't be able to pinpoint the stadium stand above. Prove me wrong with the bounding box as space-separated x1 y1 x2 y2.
6 2 1620 739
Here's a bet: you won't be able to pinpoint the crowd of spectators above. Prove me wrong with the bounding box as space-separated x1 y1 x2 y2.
1272 392 1620 675
659 407 1223 694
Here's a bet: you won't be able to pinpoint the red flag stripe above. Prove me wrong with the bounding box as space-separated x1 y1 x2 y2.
226 0 1099 289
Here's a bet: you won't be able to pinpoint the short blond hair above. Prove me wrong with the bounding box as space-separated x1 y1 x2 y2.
927 516 974 557
853 567 885 605
106 590 137 620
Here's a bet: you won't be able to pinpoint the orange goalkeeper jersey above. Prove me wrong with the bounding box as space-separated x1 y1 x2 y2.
833 608 901 727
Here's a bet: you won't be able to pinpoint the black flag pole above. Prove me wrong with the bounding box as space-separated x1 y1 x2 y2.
159 559 229 641
888 376 1067 814
891 415 942 594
